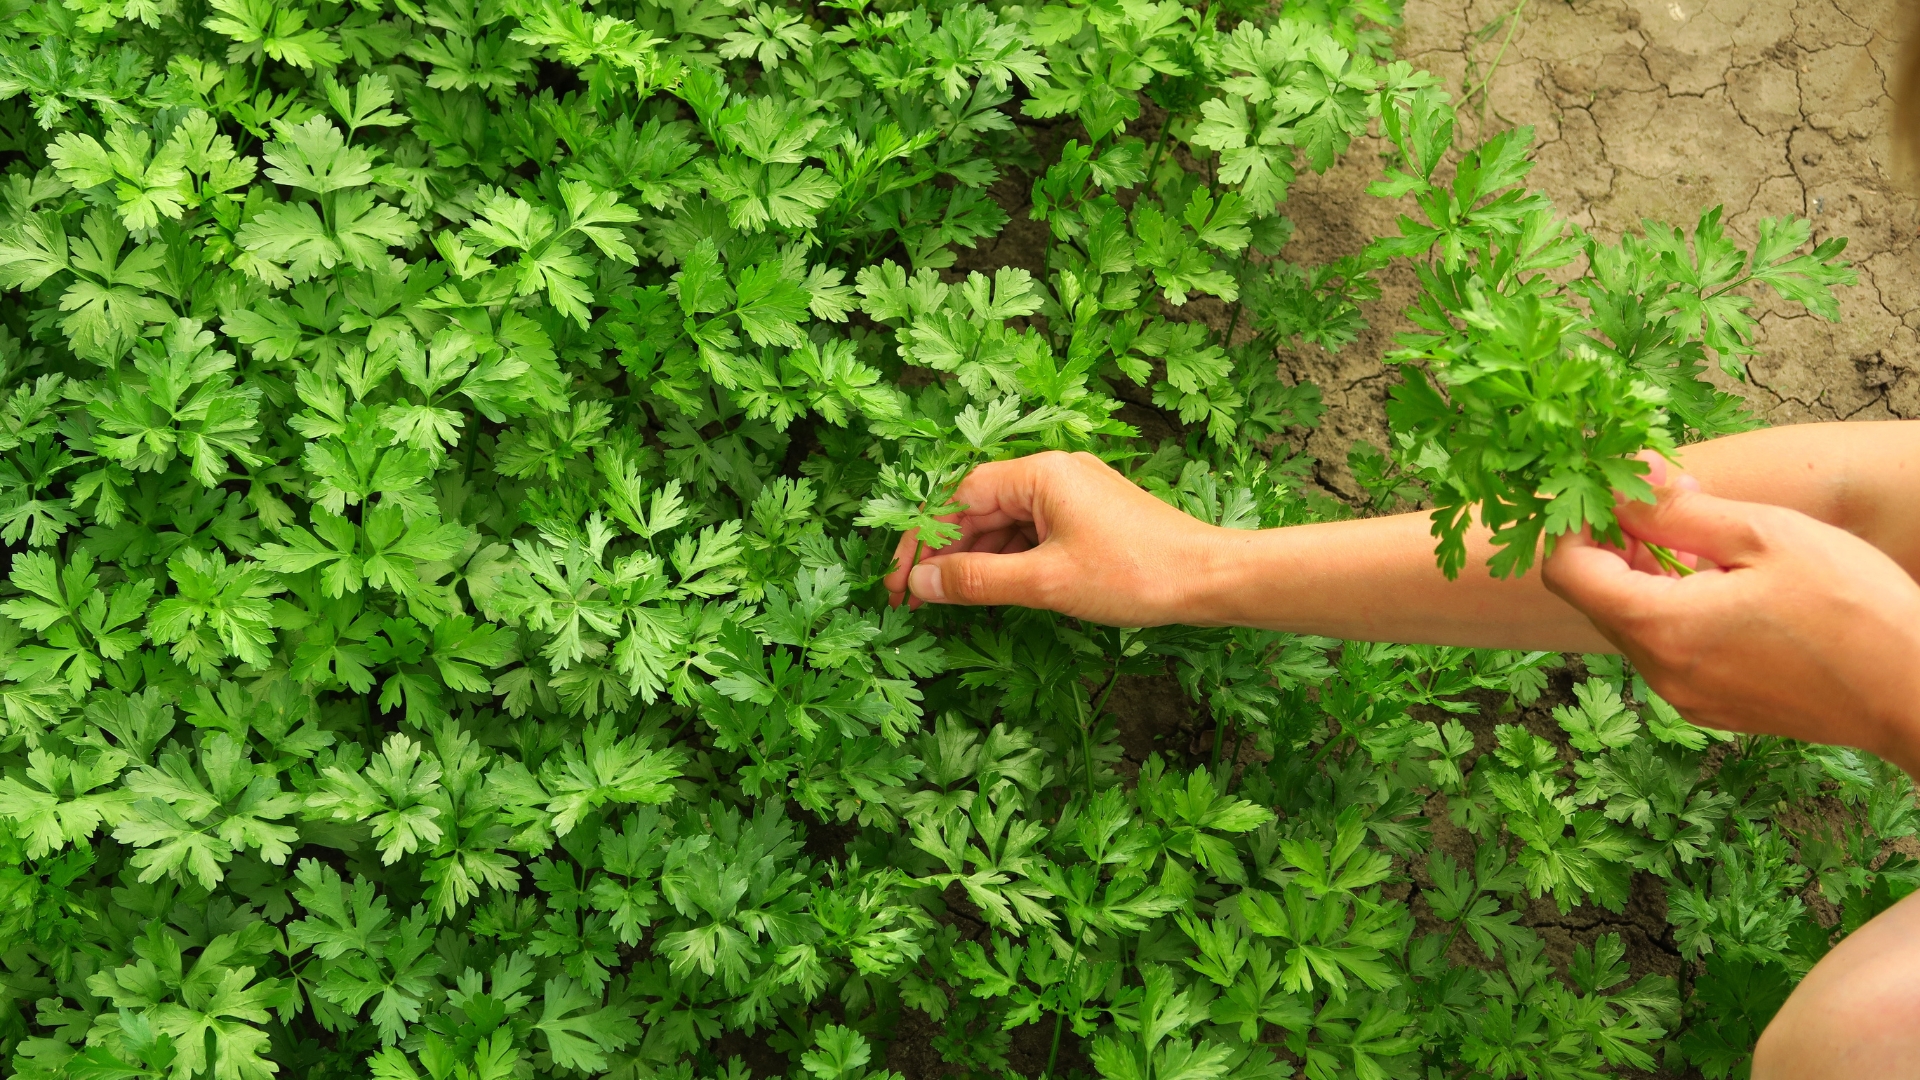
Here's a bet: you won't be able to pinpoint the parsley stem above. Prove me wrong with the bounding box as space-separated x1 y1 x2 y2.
1705 271 1762 303
1307 718 1348 770
1090 661 1124 725
1646 541 1695 577
1466 0 1529 125
1082 664 1122 801
1436 900 1469 966
1079 721 1098 803
906 535 926 583
1144 111 1175 182
1221 304 1242 350
1044 935 1083 1080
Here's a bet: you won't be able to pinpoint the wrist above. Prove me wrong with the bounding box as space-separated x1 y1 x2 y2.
1170 523 1279 627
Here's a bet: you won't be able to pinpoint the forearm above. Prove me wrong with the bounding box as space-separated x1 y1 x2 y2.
1672 420 1920 573
1180 420 1920 650
1187 513 1611 651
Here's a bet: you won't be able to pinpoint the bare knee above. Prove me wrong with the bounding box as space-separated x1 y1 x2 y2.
1754 896 1920 1080
1755 974 1920 1079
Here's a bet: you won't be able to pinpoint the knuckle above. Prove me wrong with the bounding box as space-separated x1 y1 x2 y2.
944 559 989 603
1540 550 1602 603
1025 451 1075 486
1736 504 1802 553
1739 509 1779 544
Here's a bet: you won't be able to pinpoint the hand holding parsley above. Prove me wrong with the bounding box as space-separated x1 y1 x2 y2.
1545 462 1920 777
883 451 1222 627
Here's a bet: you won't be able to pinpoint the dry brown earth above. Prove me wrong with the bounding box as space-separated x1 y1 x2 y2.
1283 0 1917 495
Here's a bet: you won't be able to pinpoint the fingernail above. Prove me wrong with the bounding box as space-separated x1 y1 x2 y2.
910 564 945 603
1643 453 1668 486
1676 474 1701 493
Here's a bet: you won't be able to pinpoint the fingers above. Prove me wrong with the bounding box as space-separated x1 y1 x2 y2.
1614 483 1770 568
1542 531 1684 626
885 453 1088 605
907 548 1065 608
1612 447 1758 568
945 455 1057 533
1630 449 1676 490
885 520 1038 603
1619 537 1665 575
971 528 1035 556
884 530 919 600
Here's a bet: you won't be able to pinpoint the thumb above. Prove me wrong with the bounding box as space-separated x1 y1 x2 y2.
1614 482 1770 568
908 549 1063 608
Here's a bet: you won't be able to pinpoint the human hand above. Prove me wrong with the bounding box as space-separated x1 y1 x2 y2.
1543 457 1920 774
882 451 1223 626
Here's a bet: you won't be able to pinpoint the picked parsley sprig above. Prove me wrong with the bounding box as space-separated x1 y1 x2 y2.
1372 90 1855 579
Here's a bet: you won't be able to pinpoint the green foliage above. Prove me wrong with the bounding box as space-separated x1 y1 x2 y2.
0 2 1898 1080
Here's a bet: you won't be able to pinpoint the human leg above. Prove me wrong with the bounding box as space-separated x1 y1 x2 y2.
1752 888 1920 1078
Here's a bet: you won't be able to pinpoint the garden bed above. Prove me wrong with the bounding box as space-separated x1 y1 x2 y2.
0 2 1910 1080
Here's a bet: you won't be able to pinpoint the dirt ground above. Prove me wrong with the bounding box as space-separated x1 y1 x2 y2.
1283 0 1918 495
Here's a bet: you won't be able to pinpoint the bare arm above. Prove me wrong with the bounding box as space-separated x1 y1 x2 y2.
1675 420 1920 568
1187 421 1920 650
883 420 1920 653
